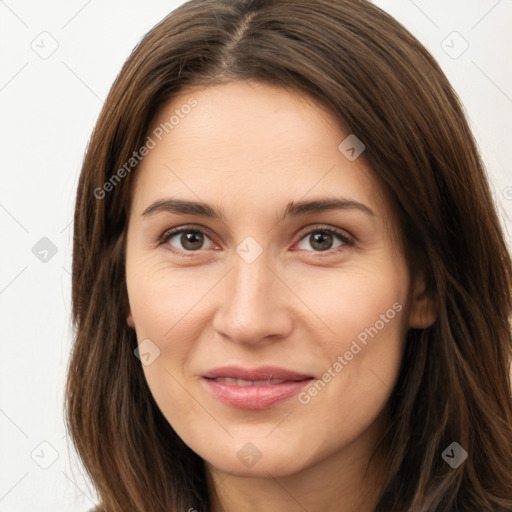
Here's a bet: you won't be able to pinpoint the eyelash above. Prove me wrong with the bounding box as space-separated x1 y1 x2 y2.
157 224 355 258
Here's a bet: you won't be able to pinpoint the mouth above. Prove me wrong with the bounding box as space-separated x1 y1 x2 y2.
201 366 314 409
207 377 295 386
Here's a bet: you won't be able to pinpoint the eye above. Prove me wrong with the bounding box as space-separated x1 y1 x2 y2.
159 227 215 253
295 226 354 253
158 224 354 256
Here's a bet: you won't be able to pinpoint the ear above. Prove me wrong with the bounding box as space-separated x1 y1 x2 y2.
408 272 437 329
127 311 135 329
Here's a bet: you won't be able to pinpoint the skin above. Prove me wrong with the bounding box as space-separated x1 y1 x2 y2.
125 81 435 512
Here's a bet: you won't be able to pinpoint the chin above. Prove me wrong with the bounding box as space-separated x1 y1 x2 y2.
200 438 316 478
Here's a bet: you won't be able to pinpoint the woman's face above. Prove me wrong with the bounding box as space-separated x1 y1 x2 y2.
125 81 430 478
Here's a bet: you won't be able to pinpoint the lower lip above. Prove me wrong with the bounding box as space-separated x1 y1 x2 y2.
202 378 312 409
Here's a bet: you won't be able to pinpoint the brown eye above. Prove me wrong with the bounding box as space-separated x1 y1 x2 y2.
296 228 353 252
308 231 336 251
178 231 205 250
161 228 214 252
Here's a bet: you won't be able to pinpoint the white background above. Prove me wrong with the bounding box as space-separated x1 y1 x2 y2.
1 1 511 510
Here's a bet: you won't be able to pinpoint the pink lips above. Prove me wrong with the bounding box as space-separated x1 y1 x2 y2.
201 366 314 409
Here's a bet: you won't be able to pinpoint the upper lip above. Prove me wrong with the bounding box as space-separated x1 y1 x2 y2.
202 365 313 381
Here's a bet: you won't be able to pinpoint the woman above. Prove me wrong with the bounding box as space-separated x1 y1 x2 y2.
65 0 512 510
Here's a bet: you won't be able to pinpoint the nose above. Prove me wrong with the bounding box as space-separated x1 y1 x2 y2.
212 250 293 345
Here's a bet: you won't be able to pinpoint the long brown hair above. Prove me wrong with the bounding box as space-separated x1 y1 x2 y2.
65 0 512 510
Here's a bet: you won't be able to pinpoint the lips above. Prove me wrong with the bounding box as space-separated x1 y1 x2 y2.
202 365 313 381
210 377 289 386
201 366 314 409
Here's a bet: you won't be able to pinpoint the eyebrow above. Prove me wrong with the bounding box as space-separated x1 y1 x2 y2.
141 197 375 222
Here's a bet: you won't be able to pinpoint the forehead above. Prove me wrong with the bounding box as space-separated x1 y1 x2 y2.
130 81 393 225
144 81 349 170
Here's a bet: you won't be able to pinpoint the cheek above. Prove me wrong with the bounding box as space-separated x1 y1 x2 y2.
126 264 206 428
126 260 219 413
126 256 221 341
331 271 406 348
294 257 409 411
290 253 409 352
